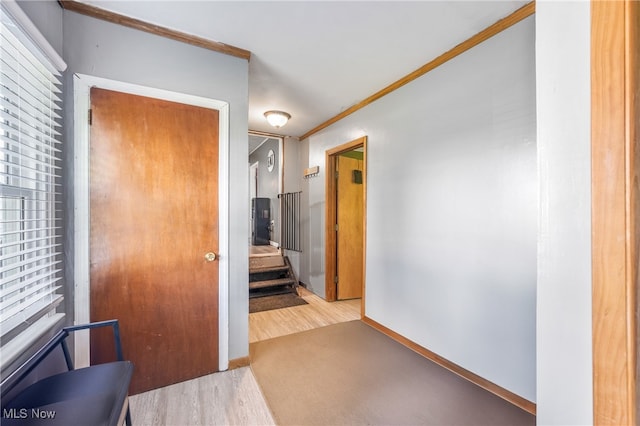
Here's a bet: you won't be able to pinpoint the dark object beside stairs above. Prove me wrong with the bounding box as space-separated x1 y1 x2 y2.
1 320 133 426
249 255 299 298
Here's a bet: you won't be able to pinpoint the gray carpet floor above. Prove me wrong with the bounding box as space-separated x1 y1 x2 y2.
250 320 535 426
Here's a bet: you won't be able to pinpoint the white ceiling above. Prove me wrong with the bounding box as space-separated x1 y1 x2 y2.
79 1 528 138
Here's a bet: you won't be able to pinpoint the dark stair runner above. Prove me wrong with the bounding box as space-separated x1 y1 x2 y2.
249 255 299 298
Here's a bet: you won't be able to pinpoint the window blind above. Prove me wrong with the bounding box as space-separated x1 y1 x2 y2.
0 3 65 362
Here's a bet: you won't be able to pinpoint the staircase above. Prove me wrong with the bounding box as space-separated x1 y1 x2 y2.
249 254 299 298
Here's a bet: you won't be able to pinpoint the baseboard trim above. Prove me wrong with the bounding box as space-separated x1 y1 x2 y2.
361 316 536 416
228 356 250 370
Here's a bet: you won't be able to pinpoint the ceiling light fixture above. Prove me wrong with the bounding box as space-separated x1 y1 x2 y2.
264 110 291 128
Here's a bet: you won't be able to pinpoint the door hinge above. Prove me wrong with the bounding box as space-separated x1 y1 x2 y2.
334 276 338 284
88 109 93 125
335 224 338 231
335 171 339 179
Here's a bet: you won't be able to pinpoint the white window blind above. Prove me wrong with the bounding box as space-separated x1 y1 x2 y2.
0 2 66 365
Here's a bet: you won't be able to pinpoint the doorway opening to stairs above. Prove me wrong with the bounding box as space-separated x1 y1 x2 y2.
248 133 299 309
247 133 361 343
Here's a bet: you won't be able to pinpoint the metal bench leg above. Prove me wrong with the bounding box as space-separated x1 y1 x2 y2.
126 406 133 426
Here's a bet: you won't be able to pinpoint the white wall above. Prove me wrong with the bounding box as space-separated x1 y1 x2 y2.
61 11 250 360
535 1 593 424
300 17 537 401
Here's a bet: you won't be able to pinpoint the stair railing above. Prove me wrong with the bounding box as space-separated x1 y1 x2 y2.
278 191 302 252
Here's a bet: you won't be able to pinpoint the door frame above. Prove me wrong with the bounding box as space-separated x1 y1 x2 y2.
249 161 259 199
249 161 259 244
72 74 230 371
591 0 639 423
325 136 366 312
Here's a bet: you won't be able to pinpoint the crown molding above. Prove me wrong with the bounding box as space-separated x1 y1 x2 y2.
59 1 251 61
299 1 535 140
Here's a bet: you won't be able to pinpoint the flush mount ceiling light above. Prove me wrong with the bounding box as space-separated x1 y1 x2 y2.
264 110 291 128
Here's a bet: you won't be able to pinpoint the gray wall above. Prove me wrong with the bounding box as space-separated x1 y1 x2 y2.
300 17 536 401
535 1 592 424
16 0 63 53
61 10 250 360
249 138 280 244
17 1 597 421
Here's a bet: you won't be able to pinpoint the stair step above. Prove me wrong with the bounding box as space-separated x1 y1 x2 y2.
249 287 295 299
250 256 285 269
249 278 296 290
250 265 290 274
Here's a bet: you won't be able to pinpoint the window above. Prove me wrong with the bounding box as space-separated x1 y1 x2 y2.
0 1 66 369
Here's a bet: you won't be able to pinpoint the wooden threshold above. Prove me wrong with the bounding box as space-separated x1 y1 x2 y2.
228 356 250 370
362 316 536 416
298 1 535 140
58 0 251 60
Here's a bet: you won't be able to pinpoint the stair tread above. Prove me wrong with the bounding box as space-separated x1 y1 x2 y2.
249 287 295 299
250 265 290 274
249 257 285 268
249 278 296 289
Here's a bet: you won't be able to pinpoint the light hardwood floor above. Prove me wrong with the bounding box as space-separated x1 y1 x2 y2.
249 244 280 257
129 366 275 426
250 287 361 343
129 287 360 425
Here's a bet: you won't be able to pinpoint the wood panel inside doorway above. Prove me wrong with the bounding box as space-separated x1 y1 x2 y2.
326 136 367 307
336 154 364 300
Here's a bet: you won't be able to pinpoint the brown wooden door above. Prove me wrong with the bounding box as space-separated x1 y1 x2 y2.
89 88 219 395
336 154 364 300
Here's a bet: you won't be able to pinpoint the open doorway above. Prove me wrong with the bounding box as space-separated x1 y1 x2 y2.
247 133 362 344
248 133 283 253
325 137 367 309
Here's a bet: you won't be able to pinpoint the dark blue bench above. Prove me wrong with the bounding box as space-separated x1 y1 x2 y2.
1 320 133 426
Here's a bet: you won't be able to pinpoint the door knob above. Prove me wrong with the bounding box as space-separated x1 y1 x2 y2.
204 252 217 262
